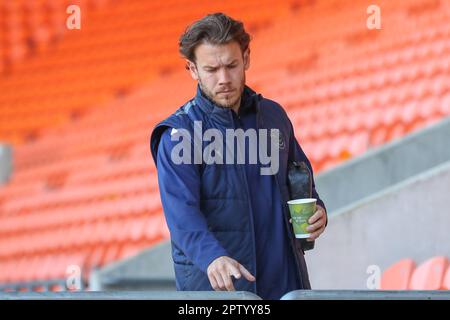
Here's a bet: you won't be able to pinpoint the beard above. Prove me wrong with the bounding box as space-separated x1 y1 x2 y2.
198 74 246 110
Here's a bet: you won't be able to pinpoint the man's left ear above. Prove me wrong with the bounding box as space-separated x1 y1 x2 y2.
243 48 250 70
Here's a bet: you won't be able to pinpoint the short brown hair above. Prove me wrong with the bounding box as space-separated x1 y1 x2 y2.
179 13 251 69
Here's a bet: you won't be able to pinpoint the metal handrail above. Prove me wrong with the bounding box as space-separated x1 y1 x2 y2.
3 289 449 300
281 290 450 300
0 291 262 300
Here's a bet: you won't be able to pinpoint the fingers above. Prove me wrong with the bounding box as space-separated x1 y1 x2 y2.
307 215 326 233
208 273 221 291
308 207 324 224
238 264 256 282
219 272 235 291
208 258 228 291
207 257 245 291
220 263 242 291
210 273 226 291
308 225 326 241
288 206 327 241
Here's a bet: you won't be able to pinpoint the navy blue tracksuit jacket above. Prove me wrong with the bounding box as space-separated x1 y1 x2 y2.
150 85 326 299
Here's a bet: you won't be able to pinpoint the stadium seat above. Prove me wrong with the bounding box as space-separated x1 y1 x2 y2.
409 256 449 290
380 258 416 290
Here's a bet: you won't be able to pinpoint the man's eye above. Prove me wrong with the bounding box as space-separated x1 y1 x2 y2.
228 65 237 69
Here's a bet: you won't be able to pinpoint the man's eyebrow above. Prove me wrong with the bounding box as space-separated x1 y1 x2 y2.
203 60 238 68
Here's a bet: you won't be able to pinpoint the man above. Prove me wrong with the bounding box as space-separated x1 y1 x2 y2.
150 13 327 300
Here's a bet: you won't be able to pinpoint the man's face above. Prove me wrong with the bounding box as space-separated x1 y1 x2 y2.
187 41 250 110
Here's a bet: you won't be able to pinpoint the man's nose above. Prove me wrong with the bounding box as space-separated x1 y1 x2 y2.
217 68 231 85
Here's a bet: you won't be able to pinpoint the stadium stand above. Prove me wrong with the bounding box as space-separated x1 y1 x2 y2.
1 0 450 291
0 0 294 291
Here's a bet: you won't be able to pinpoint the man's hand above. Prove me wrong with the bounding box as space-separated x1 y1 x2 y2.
305 205 327 241
289 205 327 241
207 256 256 291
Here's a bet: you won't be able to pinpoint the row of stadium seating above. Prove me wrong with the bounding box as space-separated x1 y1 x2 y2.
0 0 293 285
381 256 450 290
1 0 450 287
0 0 290 144
1 0 113 68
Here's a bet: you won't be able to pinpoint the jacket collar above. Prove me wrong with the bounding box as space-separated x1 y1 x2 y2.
194 84 262 125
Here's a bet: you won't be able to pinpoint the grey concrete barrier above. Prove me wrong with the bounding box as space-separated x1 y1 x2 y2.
307 160 450 289
0 143 12 184
89 242 176 291
315 116 450 213
0 291 262 300
281 290 450 300
0 279 71 292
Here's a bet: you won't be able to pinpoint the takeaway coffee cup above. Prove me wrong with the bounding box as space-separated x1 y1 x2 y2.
287 198 317 239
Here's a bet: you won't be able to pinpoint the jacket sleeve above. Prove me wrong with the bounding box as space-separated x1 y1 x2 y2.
156 128 229 273
287 118 328 225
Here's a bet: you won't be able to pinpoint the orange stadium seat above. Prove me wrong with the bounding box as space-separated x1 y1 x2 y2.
409 256 449 290
380 259 416 290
